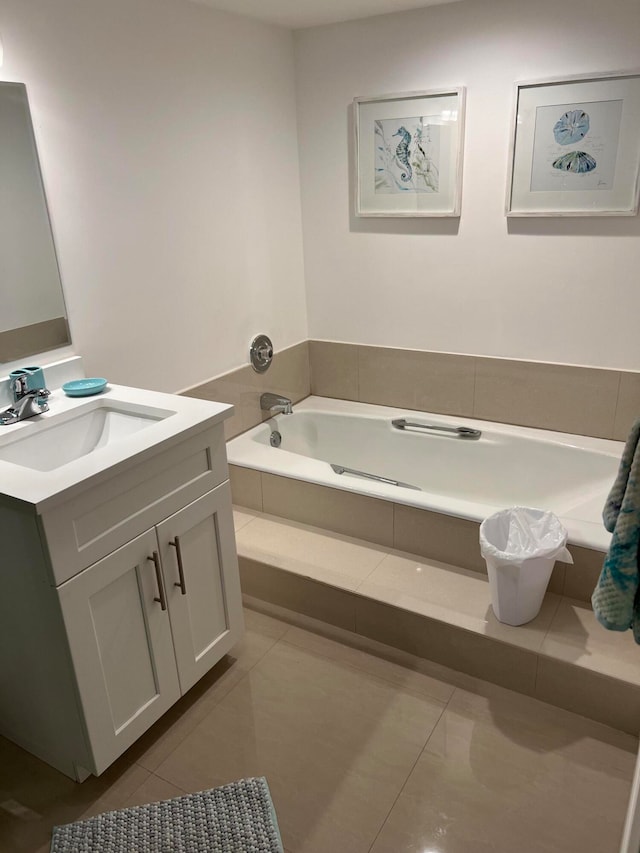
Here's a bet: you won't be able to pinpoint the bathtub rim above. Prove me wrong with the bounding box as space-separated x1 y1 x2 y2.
226 396 620 553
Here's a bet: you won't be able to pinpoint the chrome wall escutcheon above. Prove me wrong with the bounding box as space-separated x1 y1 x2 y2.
249 334 274 373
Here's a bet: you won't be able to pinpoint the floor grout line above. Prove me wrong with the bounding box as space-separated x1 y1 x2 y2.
365 697 449 853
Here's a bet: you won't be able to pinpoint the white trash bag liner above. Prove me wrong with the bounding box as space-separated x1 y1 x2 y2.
479 507 573 626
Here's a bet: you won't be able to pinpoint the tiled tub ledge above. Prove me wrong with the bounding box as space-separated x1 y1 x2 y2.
233 507 640 736
229 466 606 603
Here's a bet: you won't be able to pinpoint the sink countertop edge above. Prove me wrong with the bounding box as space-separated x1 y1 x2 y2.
0 384 234 511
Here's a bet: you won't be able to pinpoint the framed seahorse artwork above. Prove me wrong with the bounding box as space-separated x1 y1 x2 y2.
506 70 640 216
354 88 465 217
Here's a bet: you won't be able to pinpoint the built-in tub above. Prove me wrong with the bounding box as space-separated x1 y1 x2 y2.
227 397 621 551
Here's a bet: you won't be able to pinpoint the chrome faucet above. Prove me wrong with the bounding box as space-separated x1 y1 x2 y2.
260 393 293 416
0 388 51 425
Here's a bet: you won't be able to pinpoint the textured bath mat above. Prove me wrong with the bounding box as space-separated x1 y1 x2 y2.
50 776 284 853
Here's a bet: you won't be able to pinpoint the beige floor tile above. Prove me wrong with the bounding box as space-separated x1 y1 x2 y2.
359 552 560 652
281 625 456 704
154 641 446 853
446 683 637 753
132 608 288 772
541 598 640 685
122 773 187 809
233 507 256 531
129 657 248 773
370 685 635 853
236 515 388 591
0 737 149 853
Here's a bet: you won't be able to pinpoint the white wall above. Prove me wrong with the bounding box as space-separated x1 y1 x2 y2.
294 0 640 370
0 0 307 389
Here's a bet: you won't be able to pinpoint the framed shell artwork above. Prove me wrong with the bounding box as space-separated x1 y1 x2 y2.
506 70 640 216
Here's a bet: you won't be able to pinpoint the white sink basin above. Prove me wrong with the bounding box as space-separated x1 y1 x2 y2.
0 404 171 471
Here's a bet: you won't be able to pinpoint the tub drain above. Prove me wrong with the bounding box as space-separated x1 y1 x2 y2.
270 430 282 448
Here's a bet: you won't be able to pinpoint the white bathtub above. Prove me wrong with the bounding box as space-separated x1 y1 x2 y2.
227 397 621 551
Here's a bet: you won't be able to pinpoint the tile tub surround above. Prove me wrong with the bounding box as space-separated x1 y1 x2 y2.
309 340 640 441
229 467 604 603
181 339 640 443
181 341 310 440
234 509 640 735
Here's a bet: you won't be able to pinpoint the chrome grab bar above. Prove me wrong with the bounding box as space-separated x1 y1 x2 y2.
392 418 481 440
330 463 421 491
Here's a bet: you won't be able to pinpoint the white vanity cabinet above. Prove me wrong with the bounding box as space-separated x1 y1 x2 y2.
58 482 240 775
0 408 243 782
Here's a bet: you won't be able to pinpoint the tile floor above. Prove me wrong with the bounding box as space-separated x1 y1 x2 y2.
0 607 636 853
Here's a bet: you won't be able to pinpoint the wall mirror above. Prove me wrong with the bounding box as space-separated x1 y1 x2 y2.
0 82 69 365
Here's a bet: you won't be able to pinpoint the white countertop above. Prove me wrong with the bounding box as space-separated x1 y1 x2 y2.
0 384 233 511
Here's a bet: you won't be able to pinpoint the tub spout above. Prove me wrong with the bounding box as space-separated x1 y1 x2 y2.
260 393 293 416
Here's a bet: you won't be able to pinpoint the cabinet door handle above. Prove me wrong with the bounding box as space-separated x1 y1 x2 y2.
147 551 167 611
169 537 187 595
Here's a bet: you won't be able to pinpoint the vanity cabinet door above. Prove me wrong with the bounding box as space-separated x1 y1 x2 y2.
57 529 181 775
157 482 244 694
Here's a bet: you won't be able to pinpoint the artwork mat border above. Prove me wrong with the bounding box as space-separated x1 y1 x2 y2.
354 87 466 218
505 69 640 217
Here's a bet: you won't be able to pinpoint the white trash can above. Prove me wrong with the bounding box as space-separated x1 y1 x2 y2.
479 507 573 626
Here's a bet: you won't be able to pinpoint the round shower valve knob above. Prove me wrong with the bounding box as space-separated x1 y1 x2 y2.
250 334 274 373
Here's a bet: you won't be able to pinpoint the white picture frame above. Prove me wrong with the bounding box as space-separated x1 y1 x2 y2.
354 88 466 218
506 70 640 217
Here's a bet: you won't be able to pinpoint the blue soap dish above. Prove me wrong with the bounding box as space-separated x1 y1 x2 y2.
62 378 108 397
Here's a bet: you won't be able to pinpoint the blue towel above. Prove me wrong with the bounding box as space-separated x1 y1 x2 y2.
592 417 640 642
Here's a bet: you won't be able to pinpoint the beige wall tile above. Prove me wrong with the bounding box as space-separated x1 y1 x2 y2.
355 597 538 695
613 371 640 441
548 563 565 595
182 341 310 438
245 340 311 428
181 373 243 439
358 346 475 416
239 557 357 630
229 465 263 511
474 358 619 438
564 546 603 601
261 474 394 547
309 340 359 399
0 317 69 363
542 598 640 687
535 657 640 735
394 504 486 573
